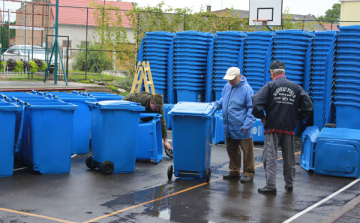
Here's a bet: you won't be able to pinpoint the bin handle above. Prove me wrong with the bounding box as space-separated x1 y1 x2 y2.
14 105 25 153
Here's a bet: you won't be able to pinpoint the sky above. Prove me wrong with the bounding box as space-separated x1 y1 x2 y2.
133 0 340 17
1 0 340 22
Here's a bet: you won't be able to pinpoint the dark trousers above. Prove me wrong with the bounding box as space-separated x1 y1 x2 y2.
225 137 255 178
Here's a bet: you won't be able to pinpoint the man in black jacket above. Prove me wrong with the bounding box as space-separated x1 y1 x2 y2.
251 61 313 195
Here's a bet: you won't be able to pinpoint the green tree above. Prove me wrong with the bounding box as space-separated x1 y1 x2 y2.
73 42 113 73
318 3 341 22
90 1 134 74
0 21 16 53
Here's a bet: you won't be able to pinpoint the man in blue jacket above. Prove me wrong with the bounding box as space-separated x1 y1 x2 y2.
215 67 256 183
252 61 313 195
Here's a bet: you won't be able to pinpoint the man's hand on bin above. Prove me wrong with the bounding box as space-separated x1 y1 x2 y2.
164 138 173 158
241 128 248 133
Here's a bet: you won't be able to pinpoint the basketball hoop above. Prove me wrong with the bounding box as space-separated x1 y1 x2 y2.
253 20 268 31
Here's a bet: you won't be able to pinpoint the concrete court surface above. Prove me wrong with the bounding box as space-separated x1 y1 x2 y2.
0 131 360 223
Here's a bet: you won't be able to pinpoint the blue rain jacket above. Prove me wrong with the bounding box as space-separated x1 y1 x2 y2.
215 76 256 140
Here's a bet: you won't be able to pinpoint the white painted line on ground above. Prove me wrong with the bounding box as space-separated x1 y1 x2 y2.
13 167 28 171
166 139 172 142
283 178 360 223
71 154 77 158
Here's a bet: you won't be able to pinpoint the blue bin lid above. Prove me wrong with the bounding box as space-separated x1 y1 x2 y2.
19 100 78 110
87 100 145 111
0 100 21 111
169 102 216 117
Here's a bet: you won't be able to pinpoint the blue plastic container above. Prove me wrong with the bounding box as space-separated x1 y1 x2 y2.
136 113 163 163
314 127 360 178
163 104 175 129
168 102 216 182
45 92 97 155
86 101 145 174
20 100 78 174
0 101 21 177
334 102 360 129
77 91 124 101
301 126 320 171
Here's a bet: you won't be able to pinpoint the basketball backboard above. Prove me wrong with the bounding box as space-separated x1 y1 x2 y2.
249 0 283 26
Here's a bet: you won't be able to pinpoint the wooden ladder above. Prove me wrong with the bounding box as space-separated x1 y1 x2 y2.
130 61 156 94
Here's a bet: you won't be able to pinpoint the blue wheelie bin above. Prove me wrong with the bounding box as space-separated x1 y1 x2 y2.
136 113 163 163
18 100 78 174
168 102 217 182
0 100 21 177
73 91 124 101
86 100 145 174
44 92 97 155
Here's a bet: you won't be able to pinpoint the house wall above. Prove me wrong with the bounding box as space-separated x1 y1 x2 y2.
57 25 135 70
340 0 360 26
15 2 53 47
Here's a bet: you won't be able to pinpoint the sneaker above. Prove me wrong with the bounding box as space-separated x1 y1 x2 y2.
258 187 277 195
223 174 241 180
285 186 293 192
165 147 173 158
240 176 253 183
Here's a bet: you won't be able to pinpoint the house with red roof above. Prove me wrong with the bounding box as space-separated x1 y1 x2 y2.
14 0 134 69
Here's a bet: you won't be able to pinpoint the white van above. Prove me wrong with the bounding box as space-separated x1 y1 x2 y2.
2 45 55 73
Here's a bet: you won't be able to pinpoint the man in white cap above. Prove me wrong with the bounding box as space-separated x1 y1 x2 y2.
215 67 256 183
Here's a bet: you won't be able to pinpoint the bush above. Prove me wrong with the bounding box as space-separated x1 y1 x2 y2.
0 60 6 72
107 85 118 92
39 61 47 71
29 60 39 74
14 60 24 73
73 42 113 73
7 59 16 72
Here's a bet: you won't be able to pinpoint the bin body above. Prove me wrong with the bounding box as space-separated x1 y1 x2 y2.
89 101 144 173
45 92 97 154
170 102 216 178
136 113 163 163
314 128 360 178
0 101 21 177
23 101 77 174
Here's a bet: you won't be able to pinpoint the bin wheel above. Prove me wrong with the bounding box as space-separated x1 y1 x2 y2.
86 156 96 169
205 168 211 183
100 161 114 175
167 165 173 181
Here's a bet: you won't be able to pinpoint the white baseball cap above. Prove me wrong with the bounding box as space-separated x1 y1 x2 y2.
223 67 241 80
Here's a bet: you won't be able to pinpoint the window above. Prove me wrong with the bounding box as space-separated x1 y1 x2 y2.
81 41 89 47
63 40 72 47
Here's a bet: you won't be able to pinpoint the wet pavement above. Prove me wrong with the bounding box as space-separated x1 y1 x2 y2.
0 132 360 223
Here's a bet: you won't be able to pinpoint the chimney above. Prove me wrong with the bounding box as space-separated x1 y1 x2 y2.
207 5 211 12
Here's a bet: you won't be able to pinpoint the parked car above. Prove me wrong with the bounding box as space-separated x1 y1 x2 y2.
1 45 55 73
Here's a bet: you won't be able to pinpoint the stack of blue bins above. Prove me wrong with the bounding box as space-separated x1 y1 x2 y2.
1 92 78 175
163 104 175 129
310 31 338 129
242 31 274 93
301 126 360 178
333 25 360 129
0 99 21 177
206 31 247 101
169 31 214 103
137 32 175 101
272 30 314 86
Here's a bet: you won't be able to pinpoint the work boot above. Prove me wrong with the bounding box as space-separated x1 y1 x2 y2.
285 186 293 192
258 187 277 195
240 176 253 183
223 174 241 180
